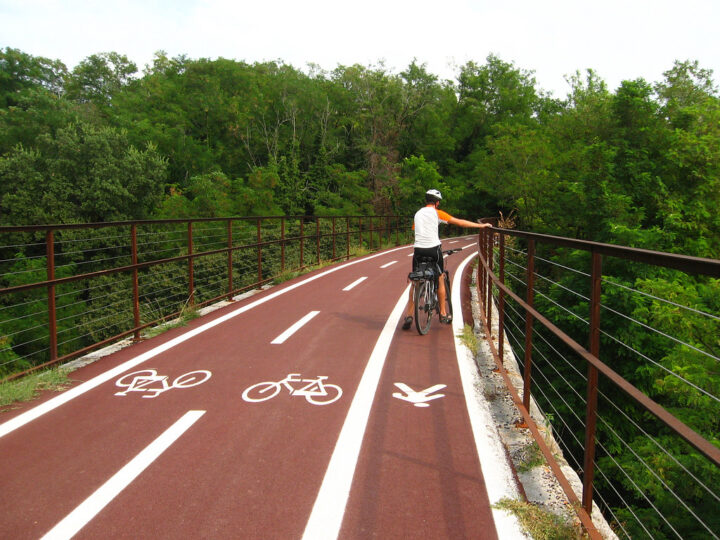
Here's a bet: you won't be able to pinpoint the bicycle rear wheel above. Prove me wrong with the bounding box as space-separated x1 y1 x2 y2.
414 280 433 335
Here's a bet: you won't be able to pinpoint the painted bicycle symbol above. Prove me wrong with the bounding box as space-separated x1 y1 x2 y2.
241 373 342 406
115 369 212 398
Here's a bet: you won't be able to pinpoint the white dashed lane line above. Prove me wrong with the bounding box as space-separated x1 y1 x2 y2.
343 277 367 291
380 261 397 268
271 311 321 345
41 410 206 540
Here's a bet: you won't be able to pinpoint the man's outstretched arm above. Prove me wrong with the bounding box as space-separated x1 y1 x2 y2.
448 217 492 229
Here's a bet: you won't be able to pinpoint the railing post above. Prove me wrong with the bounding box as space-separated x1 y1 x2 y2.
257 218 262 285
316 218 321 265
523 239 535 412
583 251 602 515
281 218 286 272
476 232 483 308
346 217 350 260
300 218 305 268
187 222 194 306
332 217 336 260
498 234 506 364
132 224 141 339
227 220 233 301
486 230 494 329
369 217 373 251
481 231 488 308
46 230 57 362
359 217 363 249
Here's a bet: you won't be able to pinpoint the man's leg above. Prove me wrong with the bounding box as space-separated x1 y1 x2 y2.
438 276 447 317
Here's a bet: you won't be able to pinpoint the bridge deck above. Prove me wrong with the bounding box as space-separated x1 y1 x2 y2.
0 238 524 539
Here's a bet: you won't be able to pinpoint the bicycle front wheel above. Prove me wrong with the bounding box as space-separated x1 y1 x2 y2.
173 370 212 388
414 280 433 335
305 384 343 405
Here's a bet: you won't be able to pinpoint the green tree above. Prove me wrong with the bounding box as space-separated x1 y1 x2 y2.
0 121 167 224
64 52 138 107
0 47 67 107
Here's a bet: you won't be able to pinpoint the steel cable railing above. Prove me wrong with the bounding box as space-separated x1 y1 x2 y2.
476 227 720 539
0 215 410 381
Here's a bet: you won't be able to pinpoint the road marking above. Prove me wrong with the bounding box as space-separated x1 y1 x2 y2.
302 284 410 540
343 277 367 291
392 383 447 407
380 261 397 268
450 252 523 535
40 410 205 540
242 374 342 406
114 369 212 399
0 246 409 439
271 311 320 344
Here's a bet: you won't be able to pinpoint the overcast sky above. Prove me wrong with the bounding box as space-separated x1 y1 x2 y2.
2 0 719 98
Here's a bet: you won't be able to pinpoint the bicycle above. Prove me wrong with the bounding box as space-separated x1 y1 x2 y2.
241 373 342 406
408 248 461 335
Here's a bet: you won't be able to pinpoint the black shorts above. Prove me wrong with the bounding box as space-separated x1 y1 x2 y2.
412 245 444 274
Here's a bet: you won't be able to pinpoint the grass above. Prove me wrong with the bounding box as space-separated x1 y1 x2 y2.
516 440 548 473
0 368 72 411
456 323 479 355
493 497 583 540
142 298 201 339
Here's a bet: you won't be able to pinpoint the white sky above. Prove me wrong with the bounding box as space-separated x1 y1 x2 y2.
1 0 719 98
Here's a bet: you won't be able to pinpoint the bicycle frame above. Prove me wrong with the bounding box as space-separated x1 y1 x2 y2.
281 374 330 396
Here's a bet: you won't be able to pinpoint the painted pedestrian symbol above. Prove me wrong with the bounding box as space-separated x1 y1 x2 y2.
392 383 447 407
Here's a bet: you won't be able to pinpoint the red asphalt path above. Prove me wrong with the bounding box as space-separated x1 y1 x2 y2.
0 237 522 539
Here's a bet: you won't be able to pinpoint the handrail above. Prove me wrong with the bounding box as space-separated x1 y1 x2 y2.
496 228 720 277
475 225 720 537
0 214 402 233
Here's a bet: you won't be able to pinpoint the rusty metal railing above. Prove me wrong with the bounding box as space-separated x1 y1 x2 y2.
475 226 720 538
0 215 409 382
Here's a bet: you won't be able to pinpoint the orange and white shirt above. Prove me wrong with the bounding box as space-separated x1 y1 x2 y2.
413 205 453 248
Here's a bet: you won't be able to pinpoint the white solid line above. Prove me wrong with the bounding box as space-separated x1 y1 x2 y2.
301 284 409 540
0 246 409 440
271 311 320 344
40 410 205 540
343 277 367 291
450 253 524 537
380 261 397 268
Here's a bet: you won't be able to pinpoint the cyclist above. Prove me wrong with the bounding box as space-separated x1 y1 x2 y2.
402 189 491 330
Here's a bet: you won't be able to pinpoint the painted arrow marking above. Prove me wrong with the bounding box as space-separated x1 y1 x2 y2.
392 383 447 408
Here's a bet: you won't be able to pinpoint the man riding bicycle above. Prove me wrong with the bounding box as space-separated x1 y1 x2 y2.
402 189 491 330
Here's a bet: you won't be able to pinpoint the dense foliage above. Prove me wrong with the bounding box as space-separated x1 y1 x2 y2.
1 47 719 537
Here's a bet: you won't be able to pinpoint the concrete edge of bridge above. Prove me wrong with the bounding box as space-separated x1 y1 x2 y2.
466 267 618 540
